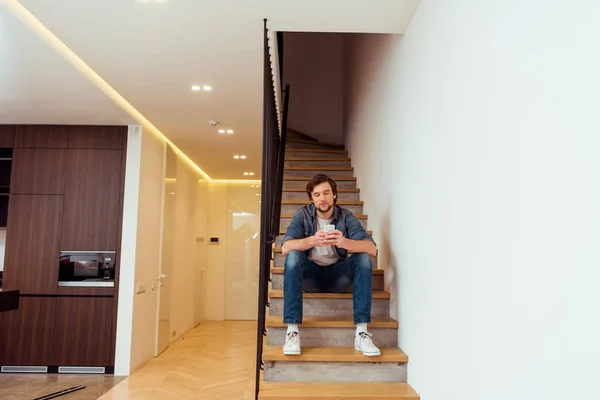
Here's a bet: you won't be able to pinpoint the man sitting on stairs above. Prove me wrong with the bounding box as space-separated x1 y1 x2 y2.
280 174 381 357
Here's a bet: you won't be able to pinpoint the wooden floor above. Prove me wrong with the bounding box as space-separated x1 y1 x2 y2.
100 320 258 399
0 321 257 400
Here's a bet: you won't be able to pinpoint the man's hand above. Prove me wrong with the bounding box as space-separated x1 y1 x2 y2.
313 231 329 247
323 230 346 248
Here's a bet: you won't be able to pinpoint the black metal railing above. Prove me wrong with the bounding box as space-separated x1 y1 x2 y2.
255 20 290 400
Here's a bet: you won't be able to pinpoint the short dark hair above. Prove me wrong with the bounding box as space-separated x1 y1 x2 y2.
306 174 337 203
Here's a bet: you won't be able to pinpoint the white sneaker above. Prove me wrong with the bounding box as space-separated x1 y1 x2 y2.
355 332 381 356
283 331 301 355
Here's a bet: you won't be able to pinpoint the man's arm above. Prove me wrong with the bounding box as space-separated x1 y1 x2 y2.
324 231 377 257
280 209 327 256
282 236 316 256
323 211 377 257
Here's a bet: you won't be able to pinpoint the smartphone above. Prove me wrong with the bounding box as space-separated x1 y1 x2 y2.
323 224 335 233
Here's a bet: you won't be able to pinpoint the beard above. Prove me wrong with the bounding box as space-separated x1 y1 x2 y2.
317 203 333 213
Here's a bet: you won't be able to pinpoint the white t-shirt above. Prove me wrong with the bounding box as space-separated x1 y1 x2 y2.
308 218 340 266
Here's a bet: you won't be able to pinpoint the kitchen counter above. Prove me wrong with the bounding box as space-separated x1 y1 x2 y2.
0 289 19 313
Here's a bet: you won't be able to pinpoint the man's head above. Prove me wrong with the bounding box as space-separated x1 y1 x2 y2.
306 174 338 214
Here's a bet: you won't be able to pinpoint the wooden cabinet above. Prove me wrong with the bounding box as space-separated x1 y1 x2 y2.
15 125 69 148
68 126 125 149
53 297 113 366
61 149 122 251
0 297 57 365
3 195 63 294
0 125 15 147
10 148 68 194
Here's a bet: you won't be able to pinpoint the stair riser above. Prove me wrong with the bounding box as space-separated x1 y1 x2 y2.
285 169 354 177
271 274 383 291
269 298 389 319
282 191 360 201
283 180 356 189
285 150 348 159
285 160 351 168
280 203 363 216
280 217 367 231
264 361 407 383
266 327 397 347
287 142 343 150
273 253 378 268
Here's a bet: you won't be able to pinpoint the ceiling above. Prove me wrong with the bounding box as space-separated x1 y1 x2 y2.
0 0 419 179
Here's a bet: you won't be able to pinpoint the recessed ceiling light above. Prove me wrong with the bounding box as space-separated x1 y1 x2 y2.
203 85 212 91
170 192 175 195
243 172 249 176
234 155 240 159
249 172 254 176
218 129 225 134
240 155 246 159
227 129 234 134
191 85 201 91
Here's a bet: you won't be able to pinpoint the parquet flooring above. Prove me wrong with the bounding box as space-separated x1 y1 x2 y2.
99 320 258 399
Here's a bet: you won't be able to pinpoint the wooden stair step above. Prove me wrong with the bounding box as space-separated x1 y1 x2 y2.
270 267 382 275
285 148 347 154
268 290 390 299
283 188 359 193
277 229 372 235
262 345 408 363
280 213 367 219
265 315 397 329
285 157 351 161
284 176 356 181
281 200 363 205
284 166 354 171
259 382 420 399
287 138 345 149
273 248 374 253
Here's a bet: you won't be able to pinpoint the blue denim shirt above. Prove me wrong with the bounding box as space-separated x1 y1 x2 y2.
281 203 375 261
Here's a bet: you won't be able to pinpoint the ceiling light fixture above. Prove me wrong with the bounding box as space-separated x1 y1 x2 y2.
227 129 234 134
191 85 201 91
243 172 249 176
218 129 225 134
203 85 212 91
240 155 246 159
249 172 254 176
234 155 240 159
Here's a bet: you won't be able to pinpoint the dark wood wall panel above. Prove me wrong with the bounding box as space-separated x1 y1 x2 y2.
0 125 16 147
15 125 69 148
10 148 68 194
53 297 113 366
68 126 125 149
0 297 57 365
3 195 63 294
61 149 122 251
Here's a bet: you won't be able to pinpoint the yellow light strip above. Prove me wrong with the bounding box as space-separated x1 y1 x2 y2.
3 0 212 182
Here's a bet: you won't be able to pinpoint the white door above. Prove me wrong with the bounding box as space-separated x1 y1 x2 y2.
156 147 176 354
224 183 261 320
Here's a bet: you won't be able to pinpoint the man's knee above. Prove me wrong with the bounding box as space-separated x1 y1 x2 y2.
352 253 372 270
285 250 305 274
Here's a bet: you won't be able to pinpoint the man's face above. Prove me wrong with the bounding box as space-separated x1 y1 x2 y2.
311 182 336 213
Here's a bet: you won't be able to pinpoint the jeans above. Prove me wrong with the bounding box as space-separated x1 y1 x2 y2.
283 250 372 324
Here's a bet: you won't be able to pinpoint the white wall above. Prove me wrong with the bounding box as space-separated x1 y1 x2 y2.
129 129 166 371
344 1 600 399
284 32 345 144
114 126 143 375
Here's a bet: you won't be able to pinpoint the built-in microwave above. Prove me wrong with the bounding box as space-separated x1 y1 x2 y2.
58 251 116 287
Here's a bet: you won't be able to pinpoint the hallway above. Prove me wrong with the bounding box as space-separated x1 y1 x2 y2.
101 321 257 399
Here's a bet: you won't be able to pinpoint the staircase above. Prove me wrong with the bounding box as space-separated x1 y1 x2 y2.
259 136 420 399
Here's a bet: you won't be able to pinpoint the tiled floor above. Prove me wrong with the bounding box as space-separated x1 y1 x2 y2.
0 321 258 399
